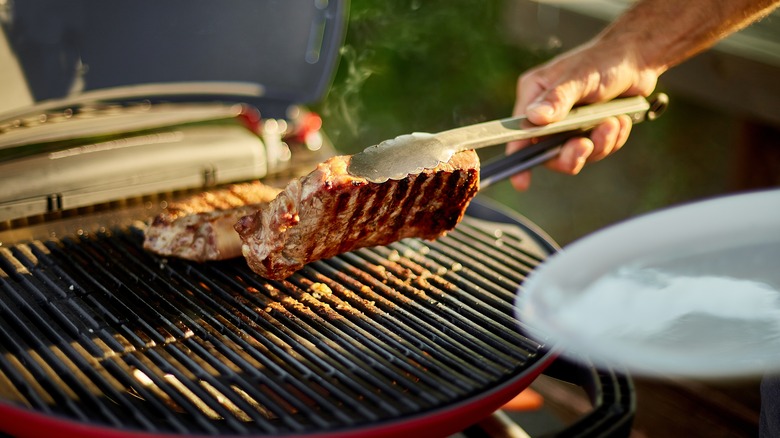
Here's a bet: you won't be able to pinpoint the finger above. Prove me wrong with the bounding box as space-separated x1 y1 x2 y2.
588 115 634 162
587 117 621 162
505 138 530 155
545 136 594 175
513 72 547 117
525 82 581 125
613 114 633 152
515 70 582 125
509 170 532 192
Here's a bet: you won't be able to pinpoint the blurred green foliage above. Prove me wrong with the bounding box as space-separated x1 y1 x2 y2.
315 0 740 245
316 0 549 154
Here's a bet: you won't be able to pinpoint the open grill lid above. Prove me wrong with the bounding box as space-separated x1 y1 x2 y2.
0 200 559 437
1 0 348 119
0 0 347 225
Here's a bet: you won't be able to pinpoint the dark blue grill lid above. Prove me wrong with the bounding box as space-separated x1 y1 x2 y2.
2 0 348 118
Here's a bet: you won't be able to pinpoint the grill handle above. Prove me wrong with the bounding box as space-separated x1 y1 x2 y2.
464 356 635 438
543 356 635 437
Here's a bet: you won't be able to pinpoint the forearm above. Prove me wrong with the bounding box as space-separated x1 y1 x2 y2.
598 0 780 75
508 0 780 191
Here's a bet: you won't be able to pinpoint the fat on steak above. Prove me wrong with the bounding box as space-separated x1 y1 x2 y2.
143 181 281 261
234 150 480 280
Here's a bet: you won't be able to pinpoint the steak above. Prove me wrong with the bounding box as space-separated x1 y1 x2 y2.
234 150 480 280
143 181 281 261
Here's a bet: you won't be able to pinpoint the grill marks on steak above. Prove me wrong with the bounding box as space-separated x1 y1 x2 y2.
234 151 480 280
143 181 281 261
339 181 391 253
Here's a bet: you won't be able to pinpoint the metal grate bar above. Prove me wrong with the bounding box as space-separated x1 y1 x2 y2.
289 274 470 398
455 220 546 273
0 251 131 426
359 248 530 365
116 230 420 429
0 212 553 436
425 234 529 291
375 241 519 325
166 265 411 424
201 253 490 408
391 235 544 337
122 353 222 435
370 241 541 353
100 355 199 434
297 259 505 381
294 262 496 389
3 241 202 433
331 249 527 371
102 233 338 432
41 236 278 433
242 276 453 407
0 301 58 413
313 255 511 382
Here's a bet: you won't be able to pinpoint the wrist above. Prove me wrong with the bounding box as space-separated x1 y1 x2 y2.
581 30 663 98
595 22 668 79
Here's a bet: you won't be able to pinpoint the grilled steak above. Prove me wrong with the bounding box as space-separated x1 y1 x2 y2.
143 181 281 261
234 150 480 280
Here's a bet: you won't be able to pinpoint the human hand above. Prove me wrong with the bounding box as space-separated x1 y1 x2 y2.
508 40 660 191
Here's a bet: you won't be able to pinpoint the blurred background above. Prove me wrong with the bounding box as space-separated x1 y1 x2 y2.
315 0 780 247
1 0 778 435
314 2 780 434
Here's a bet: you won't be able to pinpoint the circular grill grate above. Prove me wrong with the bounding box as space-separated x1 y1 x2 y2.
0 209 555 436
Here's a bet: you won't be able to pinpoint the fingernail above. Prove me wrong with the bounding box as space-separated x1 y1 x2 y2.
527 101 555 119
572 156 587 174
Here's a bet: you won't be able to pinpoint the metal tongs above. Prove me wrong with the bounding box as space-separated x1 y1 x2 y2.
348 94 669 186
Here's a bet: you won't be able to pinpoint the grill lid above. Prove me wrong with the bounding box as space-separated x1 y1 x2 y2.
0 0 347 225
0 199 557 437
1 0 348 119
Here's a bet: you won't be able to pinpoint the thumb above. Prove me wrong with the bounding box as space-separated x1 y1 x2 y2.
525 87 578 125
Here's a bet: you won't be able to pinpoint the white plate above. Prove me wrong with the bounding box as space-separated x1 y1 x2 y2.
516 189 780 378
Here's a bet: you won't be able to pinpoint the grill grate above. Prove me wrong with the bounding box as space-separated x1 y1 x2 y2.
0 212 554 436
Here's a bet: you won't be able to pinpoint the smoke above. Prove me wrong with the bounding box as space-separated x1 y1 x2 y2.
317 45 376 152
315 0 551 154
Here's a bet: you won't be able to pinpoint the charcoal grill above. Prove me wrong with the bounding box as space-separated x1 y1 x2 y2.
0 199 552 437
0 199 635 438
0 2 634 436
